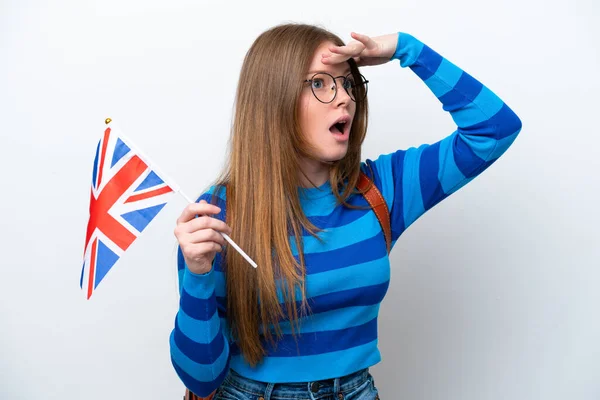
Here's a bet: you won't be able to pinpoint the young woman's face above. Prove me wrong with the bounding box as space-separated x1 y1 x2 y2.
298 41 357 163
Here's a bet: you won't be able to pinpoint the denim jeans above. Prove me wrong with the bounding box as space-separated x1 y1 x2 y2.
214 368 380 400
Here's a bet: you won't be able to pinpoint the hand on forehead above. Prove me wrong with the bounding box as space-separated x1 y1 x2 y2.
307 41 352 77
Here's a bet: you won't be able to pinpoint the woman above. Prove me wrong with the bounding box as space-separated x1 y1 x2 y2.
170 23 522 400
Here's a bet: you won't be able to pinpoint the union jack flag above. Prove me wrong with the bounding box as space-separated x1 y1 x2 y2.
81 123 177 299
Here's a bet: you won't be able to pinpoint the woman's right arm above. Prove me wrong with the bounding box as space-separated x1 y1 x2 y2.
169 197 232 397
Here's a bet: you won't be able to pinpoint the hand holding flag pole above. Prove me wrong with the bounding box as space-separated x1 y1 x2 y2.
81 118 256 299
176 191 257 269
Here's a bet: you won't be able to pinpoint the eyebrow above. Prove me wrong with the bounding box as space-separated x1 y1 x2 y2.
307 67 352 76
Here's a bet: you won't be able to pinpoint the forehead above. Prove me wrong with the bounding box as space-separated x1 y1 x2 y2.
307 41 351 76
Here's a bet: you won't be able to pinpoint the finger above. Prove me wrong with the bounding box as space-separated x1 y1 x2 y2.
177 201 221 224
328 46 345 54
183 241 223 257
321 52 351 65
350 32 378 50
321 50 340 60
182 215 232 235
328 42 364 55
186 229 227 247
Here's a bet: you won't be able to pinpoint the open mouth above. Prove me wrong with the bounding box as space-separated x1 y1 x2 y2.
329 121 348 135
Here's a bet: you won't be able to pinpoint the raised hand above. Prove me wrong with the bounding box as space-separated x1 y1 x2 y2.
322 32 399 67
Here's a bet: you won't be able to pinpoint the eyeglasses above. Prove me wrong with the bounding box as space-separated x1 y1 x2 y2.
304 72 369 104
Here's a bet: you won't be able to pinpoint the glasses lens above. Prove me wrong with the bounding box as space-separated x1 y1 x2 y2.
310 73 336 103
346 74 368 102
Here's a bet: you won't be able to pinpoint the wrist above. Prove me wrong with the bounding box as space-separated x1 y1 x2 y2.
187 261 214 276
391 32 424 67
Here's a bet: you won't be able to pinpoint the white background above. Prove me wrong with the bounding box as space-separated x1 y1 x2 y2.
1 0 599 399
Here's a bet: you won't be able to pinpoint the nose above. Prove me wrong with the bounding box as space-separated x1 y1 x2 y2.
334 81 351 107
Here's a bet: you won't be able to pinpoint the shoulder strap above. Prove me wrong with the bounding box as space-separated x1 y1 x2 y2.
356 171 392 254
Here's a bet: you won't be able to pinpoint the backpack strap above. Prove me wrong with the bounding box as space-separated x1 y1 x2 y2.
356 171 392 254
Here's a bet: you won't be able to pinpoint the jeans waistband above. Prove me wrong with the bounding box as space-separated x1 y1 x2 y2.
223 368 371 399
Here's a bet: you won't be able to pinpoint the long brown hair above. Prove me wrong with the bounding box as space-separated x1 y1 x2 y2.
212 23 369 366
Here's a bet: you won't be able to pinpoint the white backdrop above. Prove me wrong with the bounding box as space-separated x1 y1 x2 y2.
1 0 599 399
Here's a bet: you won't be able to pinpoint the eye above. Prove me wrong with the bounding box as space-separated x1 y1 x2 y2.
311 78 324 89
343 78 355 90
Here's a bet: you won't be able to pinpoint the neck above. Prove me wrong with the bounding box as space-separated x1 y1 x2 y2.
297 157 331 188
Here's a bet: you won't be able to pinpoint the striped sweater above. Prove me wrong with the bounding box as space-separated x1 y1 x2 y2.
169 32 522 396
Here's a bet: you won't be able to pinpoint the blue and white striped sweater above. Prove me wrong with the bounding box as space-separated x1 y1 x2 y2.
170 32 522 396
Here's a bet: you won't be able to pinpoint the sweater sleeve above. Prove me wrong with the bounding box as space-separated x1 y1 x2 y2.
169 189 230 397
363 32 522 246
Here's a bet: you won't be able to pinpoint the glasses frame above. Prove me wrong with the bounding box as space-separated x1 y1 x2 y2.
303 72 369 104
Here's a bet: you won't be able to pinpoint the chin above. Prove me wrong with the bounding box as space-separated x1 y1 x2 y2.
320 151 349 163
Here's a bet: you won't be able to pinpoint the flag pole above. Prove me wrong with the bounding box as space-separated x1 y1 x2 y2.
104 118 258 269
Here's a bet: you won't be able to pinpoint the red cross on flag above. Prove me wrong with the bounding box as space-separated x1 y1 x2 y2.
80 121 177 299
